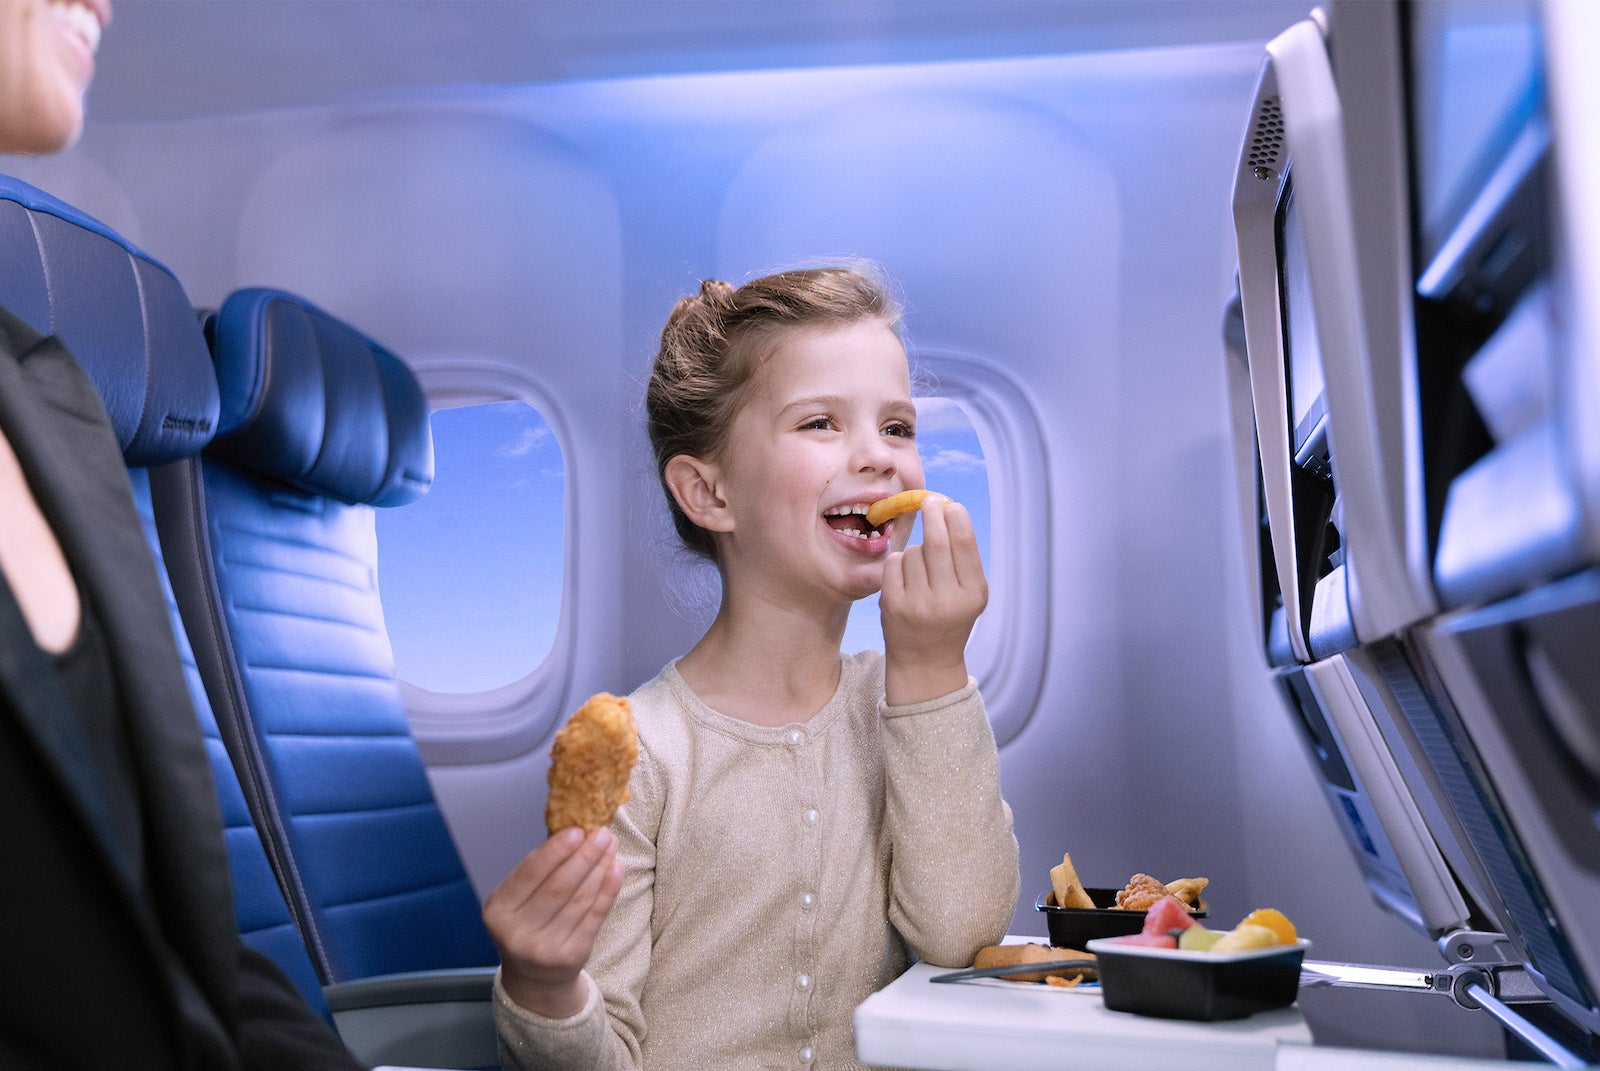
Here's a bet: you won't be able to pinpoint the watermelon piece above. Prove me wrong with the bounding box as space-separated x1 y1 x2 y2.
1107 932 1179 948
1141 895 1198 937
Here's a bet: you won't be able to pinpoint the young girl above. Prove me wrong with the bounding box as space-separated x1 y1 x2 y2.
483 265 1020 1070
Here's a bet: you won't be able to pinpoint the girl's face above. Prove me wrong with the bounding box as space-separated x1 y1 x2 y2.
0 0 109 154
711 317 924 609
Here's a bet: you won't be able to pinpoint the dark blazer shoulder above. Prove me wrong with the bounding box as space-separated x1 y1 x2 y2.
0 312 241 1019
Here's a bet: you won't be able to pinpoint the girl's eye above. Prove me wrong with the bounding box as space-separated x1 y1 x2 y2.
883 421 915 439
801 417 834 431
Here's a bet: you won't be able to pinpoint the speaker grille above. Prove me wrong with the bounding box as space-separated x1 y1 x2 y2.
1247 97 1285 172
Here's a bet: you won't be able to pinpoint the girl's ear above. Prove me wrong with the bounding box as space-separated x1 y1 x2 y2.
664 454 734 533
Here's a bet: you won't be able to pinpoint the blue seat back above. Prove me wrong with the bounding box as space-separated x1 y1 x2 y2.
0 175 332 1018
156 287 496 982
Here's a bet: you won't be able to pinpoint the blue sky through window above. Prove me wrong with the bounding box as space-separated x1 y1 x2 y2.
378 400 564 694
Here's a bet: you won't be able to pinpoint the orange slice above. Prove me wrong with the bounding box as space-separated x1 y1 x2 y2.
1239 907 1297 945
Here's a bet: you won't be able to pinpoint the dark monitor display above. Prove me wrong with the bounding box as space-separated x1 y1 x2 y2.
1408 0 1544 270
1274 183 1327 459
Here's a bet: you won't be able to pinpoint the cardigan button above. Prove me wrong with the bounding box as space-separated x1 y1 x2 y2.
800 1045 815 1064
784 728 805 747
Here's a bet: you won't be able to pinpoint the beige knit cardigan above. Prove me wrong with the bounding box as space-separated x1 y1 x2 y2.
495 651 1020 1070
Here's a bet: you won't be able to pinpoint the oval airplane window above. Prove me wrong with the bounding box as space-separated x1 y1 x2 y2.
842 397 992 656
378 399 565 694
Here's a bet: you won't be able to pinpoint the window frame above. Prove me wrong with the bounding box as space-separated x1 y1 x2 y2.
915 352 1051 748
392 358 578 763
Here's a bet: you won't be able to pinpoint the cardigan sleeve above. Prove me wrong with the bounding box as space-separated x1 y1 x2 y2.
878 678 1021 967
494 969 612 1071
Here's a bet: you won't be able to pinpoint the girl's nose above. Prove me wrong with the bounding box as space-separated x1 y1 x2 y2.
852 430 897 474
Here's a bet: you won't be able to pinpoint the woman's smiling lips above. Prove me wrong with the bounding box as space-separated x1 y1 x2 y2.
49 0 109 80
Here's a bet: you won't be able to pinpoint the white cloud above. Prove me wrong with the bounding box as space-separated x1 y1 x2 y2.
494 425 553 458
914 396 972 434
924 447 986 473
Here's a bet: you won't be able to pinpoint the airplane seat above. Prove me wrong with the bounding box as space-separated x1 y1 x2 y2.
0 174 332 1020
151 286 500 1069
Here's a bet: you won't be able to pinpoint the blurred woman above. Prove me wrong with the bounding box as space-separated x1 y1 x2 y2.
1 1 361 1065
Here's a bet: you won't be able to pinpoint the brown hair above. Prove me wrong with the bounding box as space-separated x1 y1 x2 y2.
647 265 903 561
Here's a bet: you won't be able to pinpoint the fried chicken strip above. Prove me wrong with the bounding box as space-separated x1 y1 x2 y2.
545 693 639 835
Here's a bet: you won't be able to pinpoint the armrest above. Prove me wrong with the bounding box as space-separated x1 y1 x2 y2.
325 967 499 1071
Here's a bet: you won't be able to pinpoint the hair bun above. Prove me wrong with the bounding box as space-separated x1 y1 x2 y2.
698 279 735 308
663 278 733 327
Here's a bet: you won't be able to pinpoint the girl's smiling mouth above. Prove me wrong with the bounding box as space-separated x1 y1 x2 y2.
823 502 894 554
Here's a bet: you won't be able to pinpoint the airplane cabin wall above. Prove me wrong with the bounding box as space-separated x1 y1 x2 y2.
3 37 1489 1052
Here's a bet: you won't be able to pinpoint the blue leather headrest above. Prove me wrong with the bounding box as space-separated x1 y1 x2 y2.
206 289 433 507
0 174 219 465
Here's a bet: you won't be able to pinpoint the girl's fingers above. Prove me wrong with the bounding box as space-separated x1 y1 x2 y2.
942 501 983 591
567 829 619 913
487 827 584 914
881 548 906 602
590 859 625 924
488 826 615 931
916 496 959 589
547 841 618 947
487 829 620 964
560 857 624 955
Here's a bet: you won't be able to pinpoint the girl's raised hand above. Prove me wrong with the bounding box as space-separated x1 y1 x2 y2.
879 496 988 706
482 826 624 1018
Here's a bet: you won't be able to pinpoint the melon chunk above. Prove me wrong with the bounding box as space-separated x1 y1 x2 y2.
1177 925 1224 952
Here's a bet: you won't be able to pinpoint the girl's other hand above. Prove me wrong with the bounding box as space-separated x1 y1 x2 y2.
482 825 624 1018
879 496 988 705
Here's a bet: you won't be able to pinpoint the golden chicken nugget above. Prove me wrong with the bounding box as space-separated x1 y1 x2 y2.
865 489 944 528
545 693 639 835
1049 852 1096 910
1113 873 1169 911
